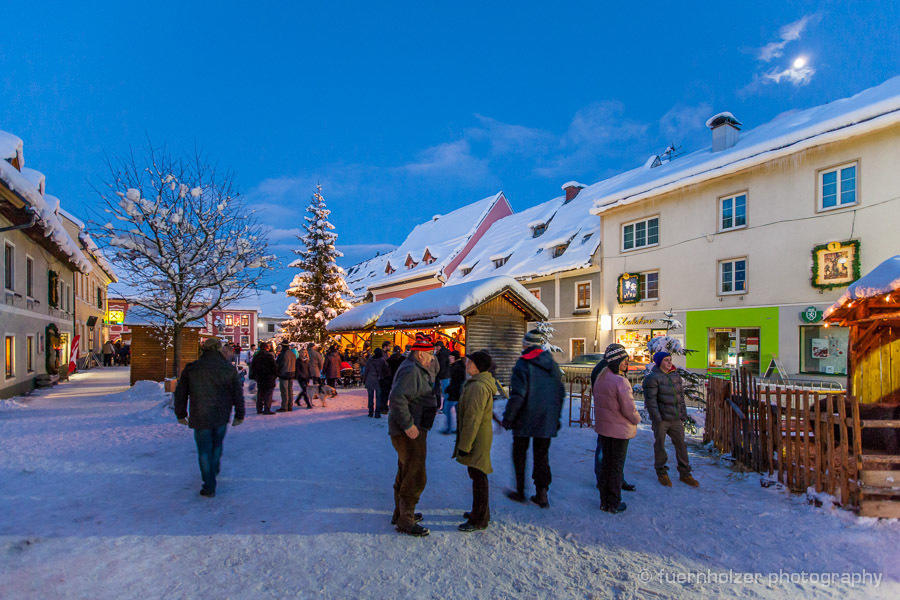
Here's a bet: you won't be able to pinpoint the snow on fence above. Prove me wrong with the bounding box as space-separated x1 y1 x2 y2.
704 368 900 518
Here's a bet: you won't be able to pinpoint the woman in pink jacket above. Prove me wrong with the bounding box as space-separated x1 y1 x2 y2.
592 344 641 513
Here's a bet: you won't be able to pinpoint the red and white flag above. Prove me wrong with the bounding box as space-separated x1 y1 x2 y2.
69 335 80 374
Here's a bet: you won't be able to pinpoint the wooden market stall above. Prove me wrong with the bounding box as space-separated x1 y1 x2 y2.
123 307 206 385
823 254 900 518
327 276 549 384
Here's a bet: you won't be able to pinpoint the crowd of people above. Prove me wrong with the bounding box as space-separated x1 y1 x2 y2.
101 338 130 367
173 330 700 532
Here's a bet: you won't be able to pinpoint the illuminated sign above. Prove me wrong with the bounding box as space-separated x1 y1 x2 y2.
108 309 125 324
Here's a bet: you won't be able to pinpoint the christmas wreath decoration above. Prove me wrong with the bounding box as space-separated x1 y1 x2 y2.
811 240 860 290
617 273 641 304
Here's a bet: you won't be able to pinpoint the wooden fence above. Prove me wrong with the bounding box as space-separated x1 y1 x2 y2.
704 368 900 517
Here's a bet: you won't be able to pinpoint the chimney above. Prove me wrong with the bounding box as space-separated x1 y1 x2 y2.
561 181 585 203
706 112 742 152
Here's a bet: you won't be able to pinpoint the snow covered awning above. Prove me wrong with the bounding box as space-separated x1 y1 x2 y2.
376 276 548 329
326 297 402 333
824 255 900 321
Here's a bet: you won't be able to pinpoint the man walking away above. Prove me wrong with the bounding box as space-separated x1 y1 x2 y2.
643 351 699 487
433 339 450 400
249 341 277 414
295 346 313 409
275 341 296 412
174 337 244 497
308 343 326 401
102 339 115 367
364 348 389 418
388 334 439 536
379 345 402 415
502 329 565 508
441 350 464 434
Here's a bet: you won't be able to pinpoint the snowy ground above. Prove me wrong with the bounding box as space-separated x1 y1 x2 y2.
1 368 898 599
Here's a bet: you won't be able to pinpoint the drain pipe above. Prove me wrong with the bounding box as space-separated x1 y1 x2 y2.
0 206 37 232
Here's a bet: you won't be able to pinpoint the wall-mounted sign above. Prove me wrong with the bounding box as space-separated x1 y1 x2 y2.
811 240 860 290
615 315 660 327
107 309 125 324
617 273 641 304
800 306 823 323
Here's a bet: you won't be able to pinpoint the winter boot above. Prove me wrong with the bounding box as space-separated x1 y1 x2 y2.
605 502 627 514
397 523 429 537
505 489 527 503
458 521 487 532
679 474 700 487
530 488 549 508
622 481 636 492
390 512 423 525
658 473 672 487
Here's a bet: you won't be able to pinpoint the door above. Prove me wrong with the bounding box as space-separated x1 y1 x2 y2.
737 328 760 374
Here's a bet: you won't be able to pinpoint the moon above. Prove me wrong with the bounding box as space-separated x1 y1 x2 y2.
793 56 808 69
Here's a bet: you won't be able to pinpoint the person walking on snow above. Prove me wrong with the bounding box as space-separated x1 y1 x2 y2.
454 350 497 532
102 339 115 367
643 351 699 487
174 337 244 497
249 341 277 414
364 348 389 418
294 346 314 409
593 344 641 513
502 329 566 508
324 346 342 395
308 343 325 400
388 333 440 537
275 341 296 412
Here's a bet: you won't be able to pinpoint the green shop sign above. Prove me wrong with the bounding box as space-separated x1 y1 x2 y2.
800 306 823 323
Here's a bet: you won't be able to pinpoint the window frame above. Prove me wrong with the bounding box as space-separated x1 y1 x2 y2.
574 280 592 310
817 160 859 212
241 314 250 327
570 338 586 360
718 257 749 296
267 323 276 333
25 254 34 299
4 240 15 292
4 334 14 379
527 287 541 301
718 191 748 233
26 334 34 373
224 314 233 327
620 215 660 253
639 270 660 301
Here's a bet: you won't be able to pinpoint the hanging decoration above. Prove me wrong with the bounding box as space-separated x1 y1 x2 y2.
617 273 641 304
811 240 860 290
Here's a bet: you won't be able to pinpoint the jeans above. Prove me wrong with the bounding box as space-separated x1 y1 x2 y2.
279 378 293 409
366 385 379 415
467 466 490 527
512 436 551 492
598 435 629 509
194 425 228 493
439 379 455 432
653 420 692 476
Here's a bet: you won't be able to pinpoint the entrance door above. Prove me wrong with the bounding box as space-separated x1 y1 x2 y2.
738 328 760 374
707 327 761 374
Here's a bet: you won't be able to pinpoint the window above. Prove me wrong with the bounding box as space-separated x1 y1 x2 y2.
719 193 747 231
819 162 857 210
622 217 659 251
26 335 34 372
570 338 585 359
640 271 659 301
66 284 72 313
405 254 417 269
528 288 541 301
241 314 250 327
552 244 569 258
240 335 250 345
422 249 436 264
25 256 33 298
4 336 13 378
96 286 103 309
4 242 13 291
460 266 473 276
531 223 546 238
575 282 591 309
719 258 747 294
492 256 509 268
267 323 276 333
385 262 395 275
224 314 233 326
800 325 849 375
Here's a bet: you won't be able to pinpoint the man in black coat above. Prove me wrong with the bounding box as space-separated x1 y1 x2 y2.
174 337 245 497
275 342 296 412
440 350 464 434
249 341 277 414
502 329 565 508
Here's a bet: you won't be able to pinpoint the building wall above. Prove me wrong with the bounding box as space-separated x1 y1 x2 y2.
598 125 899 376
206 309 257 347
373 281 443 301
258 316 283 342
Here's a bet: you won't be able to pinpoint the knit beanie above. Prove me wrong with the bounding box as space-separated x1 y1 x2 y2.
604 343 629 374
468 350 493 373
410 333 434 352
653 351 671 368
522 329 543 346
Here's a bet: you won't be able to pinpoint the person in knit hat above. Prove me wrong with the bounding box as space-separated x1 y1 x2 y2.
590 343 635 493
643 351 698 487
387 333 440 536
592 343 641 512
501 328 565 508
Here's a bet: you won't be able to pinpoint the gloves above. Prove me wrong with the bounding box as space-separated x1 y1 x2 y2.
177 417 189 426
232 418 243 427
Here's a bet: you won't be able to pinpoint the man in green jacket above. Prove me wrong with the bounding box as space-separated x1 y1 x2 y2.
388 333 439 537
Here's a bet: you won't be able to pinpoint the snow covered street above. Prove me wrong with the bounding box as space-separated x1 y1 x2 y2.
1 368 898 599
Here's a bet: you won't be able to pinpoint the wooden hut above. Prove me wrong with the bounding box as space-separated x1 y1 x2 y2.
824 254 900 517
123 308 206 385
327 276 549 384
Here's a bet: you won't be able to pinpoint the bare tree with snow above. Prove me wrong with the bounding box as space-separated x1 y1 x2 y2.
94 146 272 375
281 185 351 344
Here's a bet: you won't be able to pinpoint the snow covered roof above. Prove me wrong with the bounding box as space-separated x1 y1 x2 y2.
345 192 508 295
824 255 900 319
376 276 548 329
592 76 900 214
0 157 93 273
326 297 402 332
446 183 604 283
705 112 742 129
123 305 205 328
0 130 23 164
224 288 294 318
561 181 586 189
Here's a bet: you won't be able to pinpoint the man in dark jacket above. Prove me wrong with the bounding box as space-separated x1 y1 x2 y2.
434 339 450 392
294 346 313 409
363 348 389 418
440 350 464 434
174 337 244 497
502 329 565 508
643 351 699 487
275 342 296 412
249 341 277 414
388 334 439 537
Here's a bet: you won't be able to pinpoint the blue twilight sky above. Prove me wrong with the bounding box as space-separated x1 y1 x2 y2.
2 1 898 288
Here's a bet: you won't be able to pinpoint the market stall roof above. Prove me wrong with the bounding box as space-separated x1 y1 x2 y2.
824 255 900 323
326 297 402 333
376 276 549 330
123 305 206 328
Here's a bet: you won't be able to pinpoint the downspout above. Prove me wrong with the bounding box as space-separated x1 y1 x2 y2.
0 206 36 232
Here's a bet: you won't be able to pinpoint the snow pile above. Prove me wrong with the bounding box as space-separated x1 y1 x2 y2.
378 276 548 328
0 397 28 411
825 255 900 318
326 297 401 332
0 129 23 162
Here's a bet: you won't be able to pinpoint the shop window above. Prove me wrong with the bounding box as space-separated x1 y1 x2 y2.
707 327 760 373
720 193 747 231
25 256 34 298
575 282 591 309
4 242 13 291
570 338 585 359
800 325 848 375
267 323 276 333
819 162 857 211
4 335 13 378
719 258 747 295
240 335 250 345
528 288 541 301
224 314 233 326
615 328 668 364
640 271 659 301
26 335 34 372
622 217 659 251
241 314 249 327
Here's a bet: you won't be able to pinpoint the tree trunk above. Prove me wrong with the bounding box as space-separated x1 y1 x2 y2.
173 323 184 378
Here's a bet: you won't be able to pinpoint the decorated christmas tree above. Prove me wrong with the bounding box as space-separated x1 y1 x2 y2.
280 185 351 344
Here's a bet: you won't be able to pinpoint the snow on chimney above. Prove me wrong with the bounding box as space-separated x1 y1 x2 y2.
706 112 742 152
561 181 585 203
